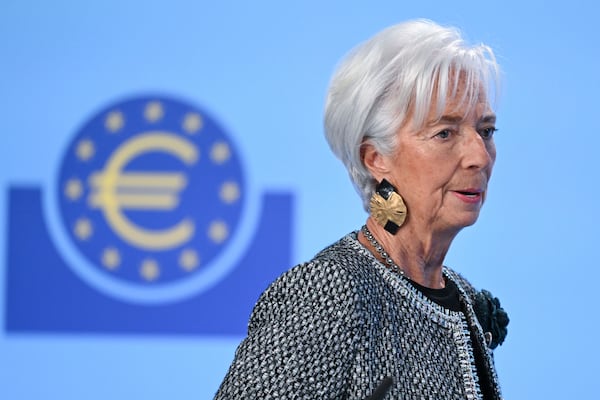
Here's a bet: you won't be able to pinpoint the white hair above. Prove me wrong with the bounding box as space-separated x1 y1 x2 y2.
324 19 500 210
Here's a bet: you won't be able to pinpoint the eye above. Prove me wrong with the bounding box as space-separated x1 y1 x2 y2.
479 127 497 139
435 129 452 140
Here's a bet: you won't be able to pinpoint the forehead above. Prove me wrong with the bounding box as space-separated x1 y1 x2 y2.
432 90 491 120
421 74 492 128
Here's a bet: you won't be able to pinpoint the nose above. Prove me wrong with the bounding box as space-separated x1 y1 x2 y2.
462 129 495 171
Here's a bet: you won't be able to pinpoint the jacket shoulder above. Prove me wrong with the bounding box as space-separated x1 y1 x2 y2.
248 233 369 332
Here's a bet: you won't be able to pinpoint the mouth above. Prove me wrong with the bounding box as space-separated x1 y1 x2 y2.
453 188 484 204
456 190 482 197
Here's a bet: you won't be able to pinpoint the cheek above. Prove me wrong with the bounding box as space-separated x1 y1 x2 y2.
392 145 452 194
410 167 450 199
488 143 497 171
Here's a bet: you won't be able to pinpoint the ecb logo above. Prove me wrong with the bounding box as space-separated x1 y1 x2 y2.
5 96 293 335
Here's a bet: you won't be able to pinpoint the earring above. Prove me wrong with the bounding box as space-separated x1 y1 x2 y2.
369 179 407 235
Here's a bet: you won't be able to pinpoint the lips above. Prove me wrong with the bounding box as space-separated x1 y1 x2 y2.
456 190 481 197
453 188 484 204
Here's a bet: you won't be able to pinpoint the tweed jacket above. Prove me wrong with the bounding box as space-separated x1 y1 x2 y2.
214 232 503 400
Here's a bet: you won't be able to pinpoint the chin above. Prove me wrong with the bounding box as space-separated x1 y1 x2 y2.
461 216 480 228
452 213 481 230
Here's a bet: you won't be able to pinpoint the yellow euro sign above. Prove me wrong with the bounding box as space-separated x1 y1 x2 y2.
89 132 198 250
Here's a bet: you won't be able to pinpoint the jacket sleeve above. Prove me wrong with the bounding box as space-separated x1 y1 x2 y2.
213 260 363 400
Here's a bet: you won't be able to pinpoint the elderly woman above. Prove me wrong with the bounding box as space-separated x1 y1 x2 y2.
215 19 509 400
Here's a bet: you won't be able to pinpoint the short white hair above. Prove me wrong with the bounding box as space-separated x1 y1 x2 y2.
324 19 500 210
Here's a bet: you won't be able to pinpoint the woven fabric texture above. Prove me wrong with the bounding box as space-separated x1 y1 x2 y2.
214 232 503 400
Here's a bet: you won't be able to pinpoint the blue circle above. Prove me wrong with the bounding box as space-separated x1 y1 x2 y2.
57 95 246 286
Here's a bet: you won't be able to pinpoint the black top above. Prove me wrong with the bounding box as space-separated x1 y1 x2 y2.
408 277 462 312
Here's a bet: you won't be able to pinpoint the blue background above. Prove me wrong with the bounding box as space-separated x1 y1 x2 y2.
1 0 599 399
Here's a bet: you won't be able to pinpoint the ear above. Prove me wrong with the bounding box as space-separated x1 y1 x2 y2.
361 141 390 181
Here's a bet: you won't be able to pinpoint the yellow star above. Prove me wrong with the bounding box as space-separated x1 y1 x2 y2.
102 247 121 270
140 259 160 281
74 218 93 240
64 178 83 201
105 111 125 133
208 221 228 244
182 112 203 134
210 142 230 164
144 101 164 123
220 181 240 204
76 139 95 161
179 248 199 271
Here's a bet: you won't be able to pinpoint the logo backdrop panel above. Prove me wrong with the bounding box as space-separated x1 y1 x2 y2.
5 95 292 334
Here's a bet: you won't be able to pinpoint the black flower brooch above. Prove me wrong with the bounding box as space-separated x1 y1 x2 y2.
473 289 509 349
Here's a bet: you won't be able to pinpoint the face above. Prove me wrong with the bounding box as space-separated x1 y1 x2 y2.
366 83 497 235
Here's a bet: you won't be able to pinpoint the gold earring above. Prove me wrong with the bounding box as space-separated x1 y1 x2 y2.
369 179 407 235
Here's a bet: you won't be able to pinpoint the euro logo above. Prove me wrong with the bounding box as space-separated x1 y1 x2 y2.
6 94 292 334
58 97 246 290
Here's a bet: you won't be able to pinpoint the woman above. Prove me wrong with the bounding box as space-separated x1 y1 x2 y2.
215 19 509 400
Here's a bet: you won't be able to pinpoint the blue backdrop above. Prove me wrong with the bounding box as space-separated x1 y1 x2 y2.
1 1 599 399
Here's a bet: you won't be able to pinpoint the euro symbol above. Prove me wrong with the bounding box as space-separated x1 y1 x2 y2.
89 132 198 250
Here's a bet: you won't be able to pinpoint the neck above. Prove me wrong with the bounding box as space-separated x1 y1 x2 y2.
360 217 459 288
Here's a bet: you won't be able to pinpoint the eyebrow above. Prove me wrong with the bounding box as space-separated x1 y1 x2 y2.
436 113 497 125
479 114 497 124
438 115 463 124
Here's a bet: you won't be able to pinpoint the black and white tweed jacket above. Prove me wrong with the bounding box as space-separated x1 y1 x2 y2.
215 232 503 399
